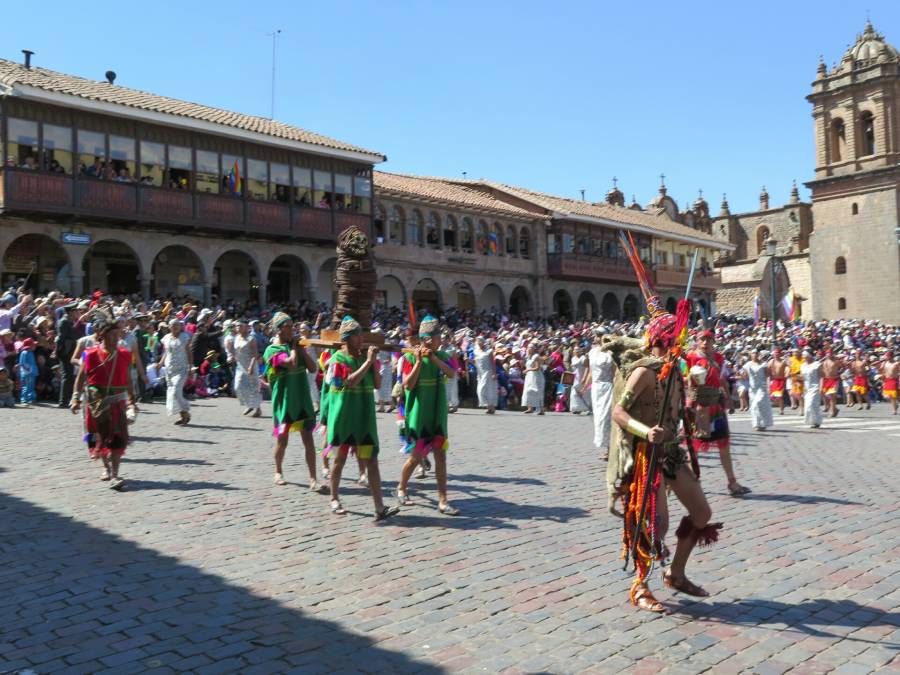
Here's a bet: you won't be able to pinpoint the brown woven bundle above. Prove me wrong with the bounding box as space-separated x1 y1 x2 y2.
330 226 377 330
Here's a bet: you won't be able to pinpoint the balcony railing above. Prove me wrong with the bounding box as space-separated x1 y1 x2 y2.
547 252 636 282
654 265 721 290
0 168 370 242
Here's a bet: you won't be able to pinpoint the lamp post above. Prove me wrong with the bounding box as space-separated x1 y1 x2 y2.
766 238 779 348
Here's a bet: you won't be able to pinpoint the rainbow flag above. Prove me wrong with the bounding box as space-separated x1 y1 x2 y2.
488 233 499 255
228 159 242 195
780 287 797 321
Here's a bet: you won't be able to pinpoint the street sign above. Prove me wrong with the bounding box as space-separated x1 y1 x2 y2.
62 232 91 245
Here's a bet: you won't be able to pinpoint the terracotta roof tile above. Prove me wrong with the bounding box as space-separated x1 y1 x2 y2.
482 182 726 246
0 58 383 160
373 171 542 220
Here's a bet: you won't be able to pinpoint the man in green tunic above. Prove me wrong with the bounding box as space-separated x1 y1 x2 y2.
395 315 460 516
263 312 324 492
324 316 398 521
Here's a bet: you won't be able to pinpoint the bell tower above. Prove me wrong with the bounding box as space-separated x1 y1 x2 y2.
805 21 900 324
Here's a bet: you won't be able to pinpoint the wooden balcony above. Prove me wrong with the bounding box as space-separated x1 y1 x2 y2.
654 265 721 290
0 169 370 242
547 253 636 282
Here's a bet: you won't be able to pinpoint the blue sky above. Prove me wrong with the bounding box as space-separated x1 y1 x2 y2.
2 1 895 213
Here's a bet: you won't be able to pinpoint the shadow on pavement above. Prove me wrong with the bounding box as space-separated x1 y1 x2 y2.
117 479 243 492
387 494 589 530
670 598 900 645
741 493 864 506
131 436 218 446
0 489 445 673
184 424 259 432
451 473 548 486
125 458 214 466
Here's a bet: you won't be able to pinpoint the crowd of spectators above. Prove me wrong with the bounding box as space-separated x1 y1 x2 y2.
0 282 896 412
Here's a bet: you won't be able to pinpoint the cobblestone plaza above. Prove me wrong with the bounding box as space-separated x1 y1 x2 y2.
1 401 899 673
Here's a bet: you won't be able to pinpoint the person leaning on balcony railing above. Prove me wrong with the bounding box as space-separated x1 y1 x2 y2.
19 156 37 170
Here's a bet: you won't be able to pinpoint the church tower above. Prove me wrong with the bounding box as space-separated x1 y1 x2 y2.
806 21 900 323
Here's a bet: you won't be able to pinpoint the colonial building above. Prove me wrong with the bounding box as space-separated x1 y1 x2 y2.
806 21 900 325
0 53 383 306
712 185 813 319
372 172 545 315
371 173 733 319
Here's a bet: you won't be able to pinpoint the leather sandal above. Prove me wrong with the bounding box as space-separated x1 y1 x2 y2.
631 585 665 613
663 570 709 597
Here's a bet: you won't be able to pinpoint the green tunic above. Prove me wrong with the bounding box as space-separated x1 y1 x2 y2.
324 350 379 459
401 350 450 454
263 343 315 434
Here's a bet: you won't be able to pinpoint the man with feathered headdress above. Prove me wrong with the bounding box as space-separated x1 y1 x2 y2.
70 308 136 491
394 315 460 516
608 232 720 613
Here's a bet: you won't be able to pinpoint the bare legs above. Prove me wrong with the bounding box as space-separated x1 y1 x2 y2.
273 434 287 485
666 466 712 579
329 450 388 515
397 450 451 510
717 442 748 494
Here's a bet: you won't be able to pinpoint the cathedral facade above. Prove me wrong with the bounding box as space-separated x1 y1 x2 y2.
806 21 900 325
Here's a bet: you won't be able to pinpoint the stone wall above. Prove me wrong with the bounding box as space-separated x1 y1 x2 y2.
809 185 900 324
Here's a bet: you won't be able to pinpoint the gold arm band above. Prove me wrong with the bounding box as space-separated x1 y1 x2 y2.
617 389 636 410
625 417 651 440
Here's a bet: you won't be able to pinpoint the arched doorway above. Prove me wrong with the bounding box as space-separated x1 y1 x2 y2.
553 289 573 319
267 255 309 304
577 291 598 320
510 285 532 317
82 240 141 296
412 278 441 312
665 296 677 314
317 258 337 306
698 299 709 318
601 292 620 320
152 245 205 300
623 294 640 321
376 275 405 308
213 250 259 305
479 283 504 312
2 234 71 294
448 281 475 311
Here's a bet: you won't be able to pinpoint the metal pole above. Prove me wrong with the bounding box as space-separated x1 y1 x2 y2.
771 256 777 347
268 29 282 119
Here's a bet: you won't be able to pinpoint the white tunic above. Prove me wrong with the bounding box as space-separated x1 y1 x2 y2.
569 354 591 413
588 347 615 450
233 334 261 410
444 345 460 408
522 354 545 409
744 361 773 429
801 360 823 427
375 351 394 402
474 346 497 408
162 332 191 416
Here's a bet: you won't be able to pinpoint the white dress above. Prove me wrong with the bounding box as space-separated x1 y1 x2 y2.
444 346 460 408
162 332 191 416
744 361 773 429
375 351 394 403
588 347 615 450
522 355 545 409
474 346 497 408
801 360 823 427
305 345 321 408
233 334 261 410
569 354 591 413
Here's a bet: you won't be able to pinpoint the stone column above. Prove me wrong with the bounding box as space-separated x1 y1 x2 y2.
140 275 152 303
202 281 212 307
68 269 85 298
306 284 319 305
257 283 267 309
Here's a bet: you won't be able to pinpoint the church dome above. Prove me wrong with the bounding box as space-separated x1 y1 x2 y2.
838 21 900 71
